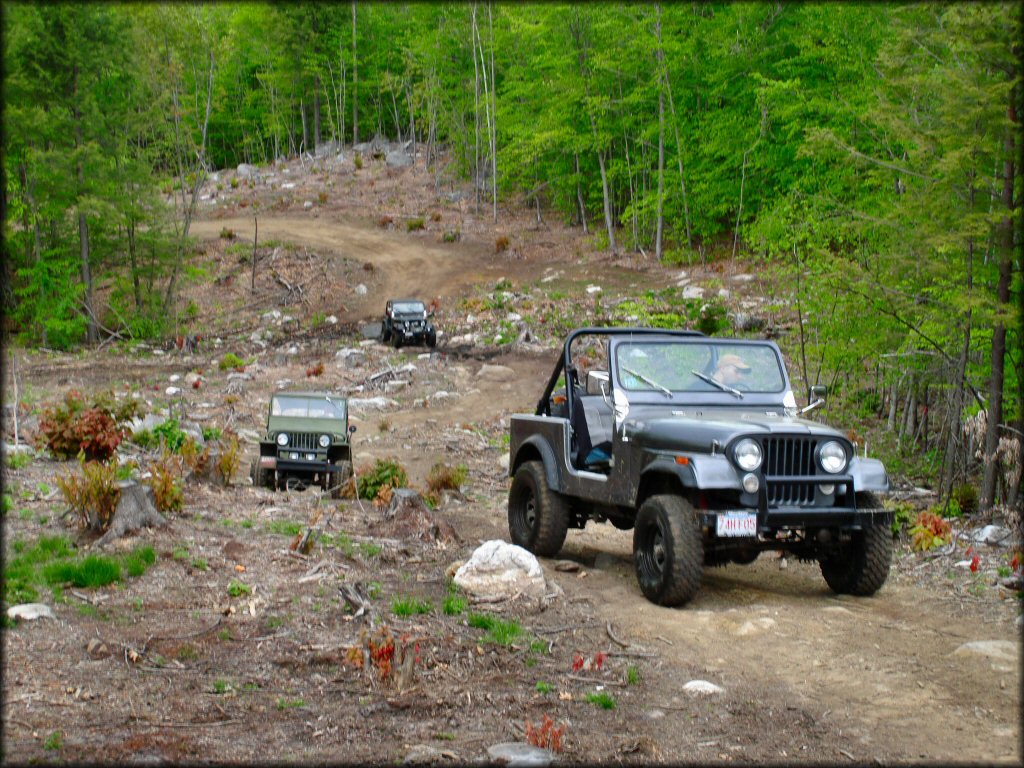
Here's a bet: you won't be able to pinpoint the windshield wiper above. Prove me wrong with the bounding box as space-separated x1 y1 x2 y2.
691 369 743 399
621 366 672 397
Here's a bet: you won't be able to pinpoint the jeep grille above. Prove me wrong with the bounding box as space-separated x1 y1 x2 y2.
281 432 320 452
764 437 818 505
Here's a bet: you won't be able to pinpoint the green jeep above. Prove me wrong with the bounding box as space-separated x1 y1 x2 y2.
250 391 355 498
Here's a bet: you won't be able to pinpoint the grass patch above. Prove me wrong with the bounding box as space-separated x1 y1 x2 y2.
5 452 32 470
265 520 303 537
392 596 433 617
585 691 616 710
626 665 641 685
442 593 466 615
467 612 522 645
276 697 305 710
227 580 251 598
535 681 554 694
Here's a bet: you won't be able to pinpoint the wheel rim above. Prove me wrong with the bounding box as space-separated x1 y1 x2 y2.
638 519 666 578
511 480 538 541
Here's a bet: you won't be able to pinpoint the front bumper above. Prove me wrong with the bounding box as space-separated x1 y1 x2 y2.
258 454 344 473
700 473 892 532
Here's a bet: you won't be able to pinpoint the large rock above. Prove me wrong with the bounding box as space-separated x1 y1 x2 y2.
476 364 515 381
486 743 553 767
349 397 399 411
386 150 413 168
454 540 547 601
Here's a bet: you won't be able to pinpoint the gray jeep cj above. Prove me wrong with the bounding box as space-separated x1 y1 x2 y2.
507 327 893 606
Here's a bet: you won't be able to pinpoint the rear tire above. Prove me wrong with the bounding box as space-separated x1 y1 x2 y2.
633 495 703 606
820 523 891 596
250 457 265 488
508 460 569 556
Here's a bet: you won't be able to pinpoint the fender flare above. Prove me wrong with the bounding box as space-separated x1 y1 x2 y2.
511 435 562 492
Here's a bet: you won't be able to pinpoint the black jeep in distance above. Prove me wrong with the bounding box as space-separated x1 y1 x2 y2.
380 298 437 348
507 328 893 607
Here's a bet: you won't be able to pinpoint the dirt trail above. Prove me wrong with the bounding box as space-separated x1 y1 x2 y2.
190 216 519 322
189 212 1021 764
4 203 1018 764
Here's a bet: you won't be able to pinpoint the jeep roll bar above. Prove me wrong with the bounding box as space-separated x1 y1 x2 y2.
534 327 705 417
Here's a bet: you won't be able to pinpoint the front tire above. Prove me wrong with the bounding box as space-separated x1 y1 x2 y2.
426 328 437 348
633 495 703 606
250 457 265 488
508 461 569 556
820 523 891 596
329 460 352 500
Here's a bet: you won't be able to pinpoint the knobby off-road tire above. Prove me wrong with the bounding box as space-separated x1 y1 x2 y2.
633 494 703 606
329 460 353 500
508 460 569 557
392 332 402 349
819 515 892 596
250 457 269 488
426 329 437 348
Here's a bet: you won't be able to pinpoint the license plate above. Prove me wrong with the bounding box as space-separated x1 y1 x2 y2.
716 513 757 538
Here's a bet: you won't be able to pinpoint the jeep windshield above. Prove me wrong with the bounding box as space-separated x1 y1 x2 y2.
392 301 426 315
614 340 785 396
270 395 346 420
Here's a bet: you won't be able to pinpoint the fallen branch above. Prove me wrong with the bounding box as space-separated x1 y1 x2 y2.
606 621 630 648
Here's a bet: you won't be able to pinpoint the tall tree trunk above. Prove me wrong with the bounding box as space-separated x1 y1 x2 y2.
313 76 322 150
654 5 665 261
300 98 309 154
981 95 1017 510
488 1 498 223
662 67 693 249
471 4 482 214
351 1 359 146
575 153 588 233
940 246 974 503
72 64 98 345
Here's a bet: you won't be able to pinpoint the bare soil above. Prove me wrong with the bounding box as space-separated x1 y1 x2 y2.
2 152 1020 765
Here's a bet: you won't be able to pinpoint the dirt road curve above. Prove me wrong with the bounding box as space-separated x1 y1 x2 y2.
189 212 1020 764
190 216 514 322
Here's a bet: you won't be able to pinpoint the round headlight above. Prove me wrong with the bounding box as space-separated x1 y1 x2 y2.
819 441 847 474
734 439 762 471
318 434 331 448
276 432 289 447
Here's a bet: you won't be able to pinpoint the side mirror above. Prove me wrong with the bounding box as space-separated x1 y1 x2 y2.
348 425 357 435
800 385 827 415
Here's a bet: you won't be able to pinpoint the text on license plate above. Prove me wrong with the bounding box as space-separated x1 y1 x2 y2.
716 513 757 537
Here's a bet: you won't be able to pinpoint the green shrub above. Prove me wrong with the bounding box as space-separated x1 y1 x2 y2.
357 458 408 500
56 460 120 532
123 546 156 577
954 484 978 516
5 451 32 470
443 594 466 616
406 217 426 232
219 353 246 372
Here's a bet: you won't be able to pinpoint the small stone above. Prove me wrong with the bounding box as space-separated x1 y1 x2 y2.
355 284 368 296
7 603 55 622
86 638 110 660
169 374 181 383
486 742 552 766
586 285 602 294
683 680 725 697
303 200 313 210
165 386 182 396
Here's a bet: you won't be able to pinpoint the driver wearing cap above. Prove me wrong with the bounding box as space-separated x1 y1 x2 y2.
713 353 752 387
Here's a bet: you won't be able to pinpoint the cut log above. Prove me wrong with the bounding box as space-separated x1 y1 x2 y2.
94 482 167 548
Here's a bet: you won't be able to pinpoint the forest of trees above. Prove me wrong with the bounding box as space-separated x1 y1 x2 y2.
2 2 1021 510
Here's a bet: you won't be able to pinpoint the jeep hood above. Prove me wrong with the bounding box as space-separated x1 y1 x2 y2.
625 408 844 453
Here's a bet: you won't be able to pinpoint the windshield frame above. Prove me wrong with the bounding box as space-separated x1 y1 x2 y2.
610 337 791 407
270 394 347 421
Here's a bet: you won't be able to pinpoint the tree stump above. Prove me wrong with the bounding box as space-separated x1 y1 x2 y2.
94 481 167 548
